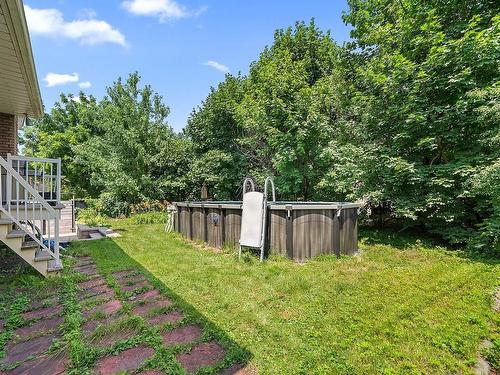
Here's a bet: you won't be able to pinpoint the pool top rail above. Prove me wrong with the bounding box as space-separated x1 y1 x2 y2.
174 201 361 210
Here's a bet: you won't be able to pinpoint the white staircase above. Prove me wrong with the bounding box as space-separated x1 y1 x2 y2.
0 155 63 277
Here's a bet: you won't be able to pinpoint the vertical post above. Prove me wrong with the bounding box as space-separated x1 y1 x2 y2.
71 194 76 232
333 207 342 257
54 216 60 267
285 205 294 260
50 164 53 202
203 206 208 243
188 206 193 240
219 206 225 249
16 160 19 218
6 153 11 208
353 208 359 254
56 159 61 204
175 206 180 233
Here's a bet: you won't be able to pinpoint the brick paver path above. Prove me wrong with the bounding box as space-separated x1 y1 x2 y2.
0 256 249 374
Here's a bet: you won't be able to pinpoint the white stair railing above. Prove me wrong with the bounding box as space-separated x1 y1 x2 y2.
0 156 61 268
7 154 62 205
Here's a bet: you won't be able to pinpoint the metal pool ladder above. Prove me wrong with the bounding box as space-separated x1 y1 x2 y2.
239 177 276 261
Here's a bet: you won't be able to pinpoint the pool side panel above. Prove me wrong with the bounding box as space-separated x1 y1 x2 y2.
224 209 242 248
173 202 359 259
340 208 358 255
269 210 286 256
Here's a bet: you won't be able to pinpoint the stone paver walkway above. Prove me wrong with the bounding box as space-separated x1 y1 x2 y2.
0 256 250 374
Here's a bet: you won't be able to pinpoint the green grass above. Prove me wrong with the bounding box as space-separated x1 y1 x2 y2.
0 225 497 373
65 221 499 374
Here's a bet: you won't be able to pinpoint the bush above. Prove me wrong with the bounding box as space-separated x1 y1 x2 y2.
131 211 168 224
76 208 110 227
129 200 170 214
98 192 130 218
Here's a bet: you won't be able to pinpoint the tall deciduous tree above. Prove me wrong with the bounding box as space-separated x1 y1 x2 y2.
21 93 102 197
343 0 499 249
77 72 192 206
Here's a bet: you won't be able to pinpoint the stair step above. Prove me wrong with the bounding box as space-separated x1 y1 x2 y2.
0 218 13 225
89 232 104 239
6 230 26 238
22 240 39 249
34 250 53 262
47 259 63 273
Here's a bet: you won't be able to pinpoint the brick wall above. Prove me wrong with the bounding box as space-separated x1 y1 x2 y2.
0 113 17 158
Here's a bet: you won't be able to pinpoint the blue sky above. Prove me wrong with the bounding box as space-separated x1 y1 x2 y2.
26 0 350 132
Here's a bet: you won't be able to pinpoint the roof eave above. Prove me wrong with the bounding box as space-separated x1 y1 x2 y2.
3 0 43 118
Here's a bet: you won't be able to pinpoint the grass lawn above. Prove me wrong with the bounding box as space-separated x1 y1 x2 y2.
0 221 498 374
63 220 499 374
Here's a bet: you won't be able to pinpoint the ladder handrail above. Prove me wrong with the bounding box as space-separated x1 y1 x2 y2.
239 176 276 262
242 177 255 195
264 177 276 202
259 177 276 261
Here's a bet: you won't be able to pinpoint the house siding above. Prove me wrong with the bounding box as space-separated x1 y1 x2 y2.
0 113 17 158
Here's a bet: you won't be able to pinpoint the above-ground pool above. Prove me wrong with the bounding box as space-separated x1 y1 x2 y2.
174 201 360 261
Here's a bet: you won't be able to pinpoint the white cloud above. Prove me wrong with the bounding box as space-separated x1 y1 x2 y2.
24 5 127 46
203 60 230 74
121 0 189 21
79 81 92 89
43 72 79 87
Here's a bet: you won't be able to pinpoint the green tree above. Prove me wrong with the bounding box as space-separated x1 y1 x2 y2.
185 75 247 199
21 93 101 197
22 72 192 208
237 20 341 200
343 0 500 248
187 20 343 200
76 72 191 206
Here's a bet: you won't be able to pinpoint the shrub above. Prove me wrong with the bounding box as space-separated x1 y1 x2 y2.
98 192 130 218
131 211 168 224
129 200 170 214
76 208 109 227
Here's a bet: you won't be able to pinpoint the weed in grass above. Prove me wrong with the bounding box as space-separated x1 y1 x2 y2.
483 339 500 369
0 294 28 360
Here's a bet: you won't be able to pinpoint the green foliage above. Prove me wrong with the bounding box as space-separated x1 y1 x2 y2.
22 5 499 251
186 20 341 200
483 338 500 369
130 211 167 224
76 208 110 227
129 200 170 214
22 94 102 197
75 72 193 204
341 2 500 249
22 72 193 202
187 7 499 250
96 192 130 218
185 75 247 199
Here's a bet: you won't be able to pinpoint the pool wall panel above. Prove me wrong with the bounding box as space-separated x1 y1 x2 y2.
224 209 242 248
174 202 359 260
269 210 286 256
